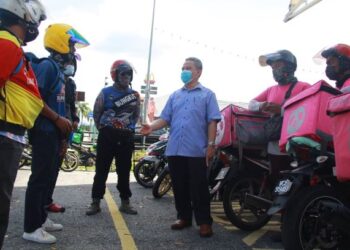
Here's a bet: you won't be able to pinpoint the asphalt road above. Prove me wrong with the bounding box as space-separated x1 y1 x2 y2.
3 168 284 250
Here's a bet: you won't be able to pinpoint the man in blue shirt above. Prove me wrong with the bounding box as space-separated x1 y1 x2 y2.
141 57 221 237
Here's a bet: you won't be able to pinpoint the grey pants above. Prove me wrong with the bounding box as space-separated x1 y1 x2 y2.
0 136 23 249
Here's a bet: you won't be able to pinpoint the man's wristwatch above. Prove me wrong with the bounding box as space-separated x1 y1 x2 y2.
208 141 215 147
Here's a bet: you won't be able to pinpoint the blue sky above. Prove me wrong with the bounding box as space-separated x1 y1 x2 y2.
26 0 350 107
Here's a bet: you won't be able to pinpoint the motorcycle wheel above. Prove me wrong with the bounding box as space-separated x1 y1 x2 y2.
282 185 345 250
61 151 79 172
223 175 272 231
152 168 172 198
134 160 159 188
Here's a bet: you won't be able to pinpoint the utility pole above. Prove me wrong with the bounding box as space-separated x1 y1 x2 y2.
142 0 156 148
143 0 156 123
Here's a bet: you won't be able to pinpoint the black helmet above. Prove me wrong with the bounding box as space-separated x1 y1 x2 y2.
259 50 297 72
321 44 350 61
321 44 350 86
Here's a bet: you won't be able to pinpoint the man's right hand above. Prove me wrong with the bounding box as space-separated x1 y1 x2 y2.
55 116 73 136
140 124 152 135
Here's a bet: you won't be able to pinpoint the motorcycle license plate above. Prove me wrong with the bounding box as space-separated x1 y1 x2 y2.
143 156 159 162
215 167 230 180
274 179 293 194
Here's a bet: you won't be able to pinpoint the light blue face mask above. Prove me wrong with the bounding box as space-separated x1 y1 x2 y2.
181 70 192 85
63 64 75 76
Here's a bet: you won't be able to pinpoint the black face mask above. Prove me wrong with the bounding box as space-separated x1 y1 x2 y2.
117 71 132 88
24 26 39 43
325 66 338 81
272 68 290 85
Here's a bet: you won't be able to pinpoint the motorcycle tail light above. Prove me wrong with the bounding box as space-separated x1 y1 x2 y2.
309 176 320 186
219 151 230 165
148 151 159 156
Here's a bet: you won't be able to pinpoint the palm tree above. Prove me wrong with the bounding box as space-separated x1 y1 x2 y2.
77 102 91 122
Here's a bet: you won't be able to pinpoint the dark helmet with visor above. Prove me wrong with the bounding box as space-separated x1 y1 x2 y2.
259 49 297 71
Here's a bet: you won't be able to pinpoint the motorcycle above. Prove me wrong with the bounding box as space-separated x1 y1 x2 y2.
267 134 350 250
222 144 276 231
19 141 80 172
66 142 97 170
152 146 237 200
134 138 168 188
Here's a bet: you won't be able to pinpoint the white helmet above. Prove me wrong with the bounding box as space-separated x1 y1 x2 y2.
0 0 46 42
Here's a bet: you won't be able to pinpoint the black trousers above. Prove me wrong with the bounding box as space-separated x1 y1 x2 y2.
24 130 60 233
91 127 134 200
168 156 213 226
46 148 64 206
0 136 23 249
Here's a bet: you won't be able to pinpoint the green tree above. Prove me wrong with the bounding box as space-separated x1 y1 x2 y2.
77 102 91 121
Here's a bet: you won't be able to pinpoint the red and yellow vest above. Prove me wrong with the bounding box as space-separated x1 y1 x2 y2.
0 30 43 133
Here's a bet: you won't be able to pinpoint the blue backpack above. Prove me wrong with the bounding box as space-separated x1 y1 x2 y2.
25 52 63 95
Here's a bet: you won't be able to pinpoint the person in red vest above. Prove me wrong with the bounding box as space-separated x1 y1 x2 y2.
0 0 46 248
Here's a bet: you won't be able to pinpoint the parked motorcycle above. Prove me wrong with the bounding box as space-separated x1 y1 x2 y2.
152 146 237 199
222 145 276 231
19 142 80 172
67 142 96 169
267 135 349 250
134 138 168 188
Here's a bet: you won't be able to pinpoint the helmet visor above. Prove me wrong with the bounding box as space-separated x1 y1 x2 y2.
259 52 284 66
67 28 89 48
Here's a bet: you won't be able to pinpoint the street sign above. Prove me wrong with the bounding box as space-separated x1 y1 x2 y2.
141 85 157 91
141 89 157 95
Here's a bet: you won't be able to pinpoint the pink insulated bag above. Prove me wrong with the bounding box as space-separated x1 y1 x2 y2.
215 104 269 147
327 92 350 181
279 80 341 151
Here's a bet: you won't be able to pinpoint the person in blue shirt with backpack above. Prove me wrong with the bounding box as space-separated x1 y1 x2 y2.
23 23 89 244
86 59 141 216
45 53 81 214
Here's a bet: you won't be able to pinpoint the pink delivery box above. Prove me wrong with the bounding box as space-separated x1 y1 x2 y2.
279 80 341 151
215 104 269 147
327 92 350 181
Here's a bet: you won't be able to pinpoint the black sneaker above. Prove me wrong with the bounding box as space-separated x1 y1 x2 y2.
86 200 101 216
119 200 137 215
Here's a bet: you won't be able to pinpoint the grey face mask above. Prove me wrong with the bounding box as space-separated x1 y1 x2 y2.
63 64 75 76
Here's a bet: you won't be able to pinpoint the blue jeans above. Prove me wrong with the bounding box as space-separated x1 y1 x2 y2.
24 130 60 233
0 136 23 249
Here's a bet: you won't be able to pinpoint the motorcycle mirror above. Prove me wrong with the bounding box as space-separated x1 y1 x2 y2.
290 160 299 168
316 155 328 163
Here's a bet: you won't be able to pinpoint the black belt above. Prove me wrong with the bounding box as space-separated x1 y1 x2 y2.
0 120 26 136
